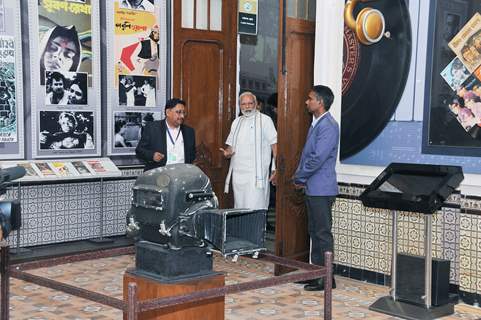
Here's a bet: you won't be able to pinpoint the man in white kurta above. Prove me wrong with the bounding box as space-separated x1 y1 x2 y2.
221 92 277 210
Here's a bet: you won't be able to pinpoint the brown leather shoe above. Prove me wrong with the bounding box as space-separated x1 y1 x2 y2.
304 277 336 291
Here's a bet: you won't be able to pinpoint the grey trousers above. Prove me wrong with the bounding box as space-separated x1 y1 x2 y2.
306 195 335 267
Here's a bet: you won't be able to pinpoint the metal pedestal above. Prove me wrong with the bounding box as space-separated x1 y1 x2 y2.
369 211 455 319
369 296 454 320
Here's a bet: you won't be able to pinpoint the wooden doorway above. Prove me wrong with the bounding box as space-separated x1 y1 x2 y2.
275 1 316 272
172 0 316 264
172 0 238 207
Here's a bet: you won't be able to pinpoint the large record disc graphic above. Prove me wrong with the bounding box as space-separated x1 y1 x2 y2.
341 0 412 160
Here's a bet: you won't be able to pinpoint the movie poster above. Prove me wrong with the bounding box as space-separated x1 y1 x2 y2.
119 0 154 12
86 159 106 173
0 35 16 143
38 0 92 84
51 161 75 176
71 160 91 174
440 57 471 91
114 2 159 83
449 12 481 73
445 75 481 135
34 162 56 176
18 163 40 177
39 110 94 150
118 74 156 107
114 111 160 148
45 70 88 105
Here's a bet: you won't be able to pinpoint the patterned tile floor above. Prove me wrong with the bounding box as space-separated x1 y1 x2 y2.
8 254 481 319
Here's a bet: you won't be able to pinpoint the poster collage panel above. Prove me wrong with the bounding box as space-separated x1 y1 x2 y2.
32 0 100 158
108 0 165 155
0 0 24 159
444 13 481 135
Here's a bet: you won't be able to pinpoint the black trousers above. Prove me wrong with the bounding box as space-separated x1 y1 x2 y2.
306 195 335 267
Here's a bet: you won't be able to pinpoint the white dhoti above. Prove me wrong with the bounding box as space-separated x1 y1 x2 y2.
232 166 270 210
224 112 277 210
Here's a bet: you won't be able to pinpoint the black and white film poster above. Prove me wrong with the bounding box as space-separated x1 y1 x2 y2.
118 74 156 107
114 111 160 148
0 35 16 143
45 70 88 105
39 110 94 150
118 0 154 12
38 0 92 84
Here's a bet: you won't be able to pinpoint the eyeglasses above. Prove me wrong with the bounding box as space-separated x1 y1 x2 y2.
173 110 187 116
240 102 255 106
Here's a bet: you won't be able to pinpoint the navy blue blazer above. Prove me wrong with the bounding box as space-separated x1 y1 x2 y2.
135 119 196 171
294 112 339 196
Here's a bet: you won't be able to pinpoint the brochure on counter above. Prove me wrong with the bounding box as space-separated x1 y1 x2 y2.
0 158 122 182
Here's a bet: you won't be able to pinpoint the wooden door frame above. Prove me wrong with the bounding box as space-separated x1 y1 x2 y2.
172 0 238 208
275 0 316 272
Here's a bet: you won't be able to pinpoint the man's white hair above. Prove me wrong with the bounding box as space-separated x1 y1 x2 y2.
239 91 258 105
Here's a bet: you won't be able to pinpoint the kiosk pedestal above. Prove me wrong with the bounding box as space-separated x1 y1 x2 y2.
360 163 463 320
369 211 454 320
123 270 225 320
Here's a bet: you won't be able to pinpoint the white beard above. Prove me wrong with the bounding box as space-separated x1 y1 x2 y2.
241 109 255 117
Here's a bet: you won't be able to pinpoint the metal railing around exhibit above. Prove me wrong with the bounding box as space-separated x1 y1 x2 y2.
0 245 333 320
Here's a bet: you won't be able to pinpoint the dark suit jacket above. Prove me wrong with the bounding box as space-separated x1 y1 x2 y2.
135 119 196 171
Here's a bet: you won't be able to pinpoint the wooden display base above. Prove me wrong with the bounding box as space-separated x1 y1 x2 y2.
123 269 225 320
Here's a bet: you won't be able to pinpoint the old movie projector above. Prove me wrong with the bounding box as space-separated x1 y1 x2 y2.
126 164 265 281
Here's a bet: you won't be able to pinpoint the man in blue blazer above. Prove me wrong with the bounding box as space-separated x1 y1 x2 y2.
294 85 339 291
136 98 196 171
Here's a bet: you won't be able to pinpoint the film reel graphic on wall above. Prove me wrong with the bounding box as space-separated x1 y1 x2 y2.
341 0 412 160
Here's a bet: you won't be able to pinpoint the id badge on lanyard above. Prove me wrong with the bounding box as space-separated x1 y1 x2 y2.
167 128 181 163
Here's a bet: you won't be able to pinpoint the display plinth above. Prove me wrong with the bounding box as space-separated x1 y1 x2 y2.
123 269 225 320
369 296 455 320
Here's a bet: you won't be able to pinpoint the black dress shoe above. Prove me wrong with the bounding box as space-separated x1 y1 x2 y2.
294 279 314 284
304 277 336 291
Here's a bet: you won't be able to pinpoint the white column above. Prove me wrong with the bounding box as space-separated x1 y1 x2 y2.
313 0 344 124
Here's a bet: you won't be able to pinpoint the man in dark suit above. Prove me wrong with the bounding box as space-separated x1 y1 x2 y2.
293 85 339 291
136 98 196 171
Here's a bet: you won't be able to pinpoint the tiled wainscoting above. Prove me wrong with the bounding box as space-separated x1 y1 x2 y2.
3 168 143 248
335 183 481 304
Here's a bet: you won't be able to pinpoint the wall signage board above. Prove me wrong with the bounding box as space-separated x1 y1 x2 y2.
0 0 24 159
238 0 258 35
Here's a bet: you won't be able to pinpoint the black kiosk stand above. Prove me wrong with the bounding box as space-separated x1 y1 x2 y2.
360 163 464 320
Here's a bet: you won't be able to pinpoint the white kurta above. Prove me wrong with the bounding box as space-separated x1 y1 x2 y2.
126 87 135 106
225 112 277 210
142 85 156 107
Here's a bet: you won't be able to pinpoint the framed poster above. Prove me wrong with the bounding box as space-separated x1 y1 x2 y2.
105 0 167 156
422 0 481 156
0 0 24 159
28 0 101 158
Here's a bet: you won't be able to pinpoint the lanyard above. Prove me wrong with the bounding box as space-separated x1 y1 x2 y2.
167 127 181 146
